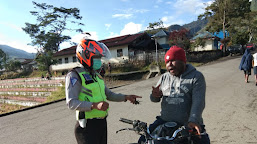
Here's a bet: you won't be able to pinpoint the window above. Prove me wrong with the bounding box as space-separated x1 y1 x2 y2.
73 56 77 62
117 49 123 57
58 58 62 64
65 57 68 63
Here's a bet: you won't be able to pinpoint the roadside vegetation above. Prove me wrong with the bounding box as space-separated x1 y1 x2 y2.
45 84 65 103
0 103 28 114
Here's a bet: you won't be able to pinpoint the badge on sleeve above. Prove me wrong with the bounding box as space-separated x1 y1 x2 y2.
70 77 78 86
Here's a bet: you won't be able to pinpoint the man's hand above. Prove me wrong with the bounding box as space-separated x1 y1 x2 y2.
91 101 109 111
125 95 142 104
152 84 163 98
188 122 202 138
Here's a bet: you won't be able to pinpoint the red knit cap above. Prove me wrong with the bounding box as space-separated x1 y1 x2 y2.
165 46 186 63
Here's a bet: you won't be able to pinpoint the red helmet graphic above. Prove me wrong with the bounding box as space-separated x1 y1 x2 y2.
76 39 111 67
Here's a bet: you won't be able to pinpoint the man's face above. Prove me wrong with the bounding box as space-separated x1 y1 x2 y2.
166 60 186 76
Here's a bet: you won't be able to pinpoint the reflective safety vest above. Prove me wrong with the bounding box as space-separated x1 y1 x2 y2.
74 68 108 120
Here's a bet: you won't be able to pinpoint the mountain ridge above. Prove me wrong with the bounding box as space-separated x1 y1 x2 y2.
0 45 36 59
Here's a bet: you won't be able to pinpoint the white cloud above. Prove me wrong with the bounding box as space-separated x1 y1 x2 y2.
60 32 99 50
112 8 149 19
105 24 111 30
161 16 185 27
0 22 23 32
157 0 163 3
159 0 213 26
112 14 133 19
106 32 119 39
121 8 149 14
154 5 159 8
173 0 212 15
120 22 142 35
71 32 99 42
166 1 173 5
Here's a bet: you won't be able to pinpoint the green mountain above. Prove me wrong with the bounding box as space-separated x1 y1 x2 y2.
0 45 36 59
167 19 208 37
183 18 208 36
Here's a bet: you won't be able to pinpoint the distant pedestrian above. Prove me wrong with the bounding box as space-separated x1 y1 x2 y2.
46 72 50 80
239 49 253 83
253 52 257 86
108 62 112 74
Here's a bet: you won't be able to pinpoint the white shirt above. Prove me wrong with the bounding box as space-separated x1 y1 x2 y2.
253 53 257 67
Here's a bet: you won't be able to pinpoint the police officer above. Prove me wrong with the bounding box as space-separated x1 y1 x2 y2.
65 38 141 144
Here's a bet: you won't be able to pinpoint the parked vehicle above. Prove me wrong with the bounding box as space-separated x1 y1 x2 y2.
227 44 243 56
116 118 207 144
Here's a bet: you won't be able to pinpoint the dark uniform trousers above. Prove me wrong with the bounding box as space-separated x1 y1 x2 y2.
75 118 107 144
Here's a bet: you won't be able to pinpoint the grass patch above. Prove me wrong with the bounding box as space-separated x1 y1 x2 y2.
0 103 28 114
45 84 65 103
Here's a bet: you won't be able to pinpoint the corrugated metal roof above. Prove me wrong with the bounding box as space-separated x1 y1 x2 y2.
53 46 76 57
53 33 147 57
192 31 217 40
153 30 170 38
99 33 145 47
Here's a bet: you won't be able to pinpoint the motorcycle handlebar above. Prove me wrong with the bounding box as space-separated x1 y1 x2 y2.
117 118 207 142
119 118 133 125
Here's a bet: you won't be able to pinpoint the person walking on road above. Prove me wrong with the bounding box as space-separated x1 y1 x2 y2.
239 48 253 83
65 38 141 144
107 62 112 74
252 51 257 86
139 46 210 144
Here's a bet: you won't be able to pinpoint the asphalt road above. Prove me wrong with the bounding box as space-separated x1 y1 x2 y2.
1 56 257 144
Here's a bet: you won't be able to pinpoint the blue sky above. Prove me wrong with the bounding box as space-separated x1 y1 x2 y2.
0 0 212 53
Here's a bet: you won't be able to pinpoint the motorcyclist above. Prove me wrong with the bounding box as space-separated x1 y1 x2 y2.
65 37 141 144
139 46 210 144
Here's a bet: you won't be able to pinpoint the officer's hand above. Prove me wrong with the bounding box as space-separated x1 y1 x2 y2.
92 101 109 111
152 84 163 98
125 95 142 104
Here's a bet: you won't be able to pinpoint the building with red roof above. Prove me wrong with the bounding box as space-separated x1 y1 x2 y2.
50 32 161 72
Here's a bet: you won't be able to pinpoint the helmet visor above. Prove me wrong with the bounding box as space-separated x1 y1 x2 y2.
98 42 112 60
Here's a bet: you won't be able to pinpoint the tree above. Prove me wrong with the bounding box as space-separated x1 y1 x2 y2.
147 19 164 30
36 51 57 73
5 60 21 72
168 28 191 51
242 10 257 43
22 1 84 74
146 19 166 35
0 49 8 70
198 0 251 53
193 37 206 51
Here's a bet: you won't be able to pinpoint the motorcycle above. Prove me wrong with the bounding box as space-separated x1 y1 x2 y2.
116 118 207 144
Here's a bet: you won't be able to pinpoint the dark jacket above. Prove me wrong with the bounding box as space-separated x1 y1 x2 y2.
239 49 252 71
